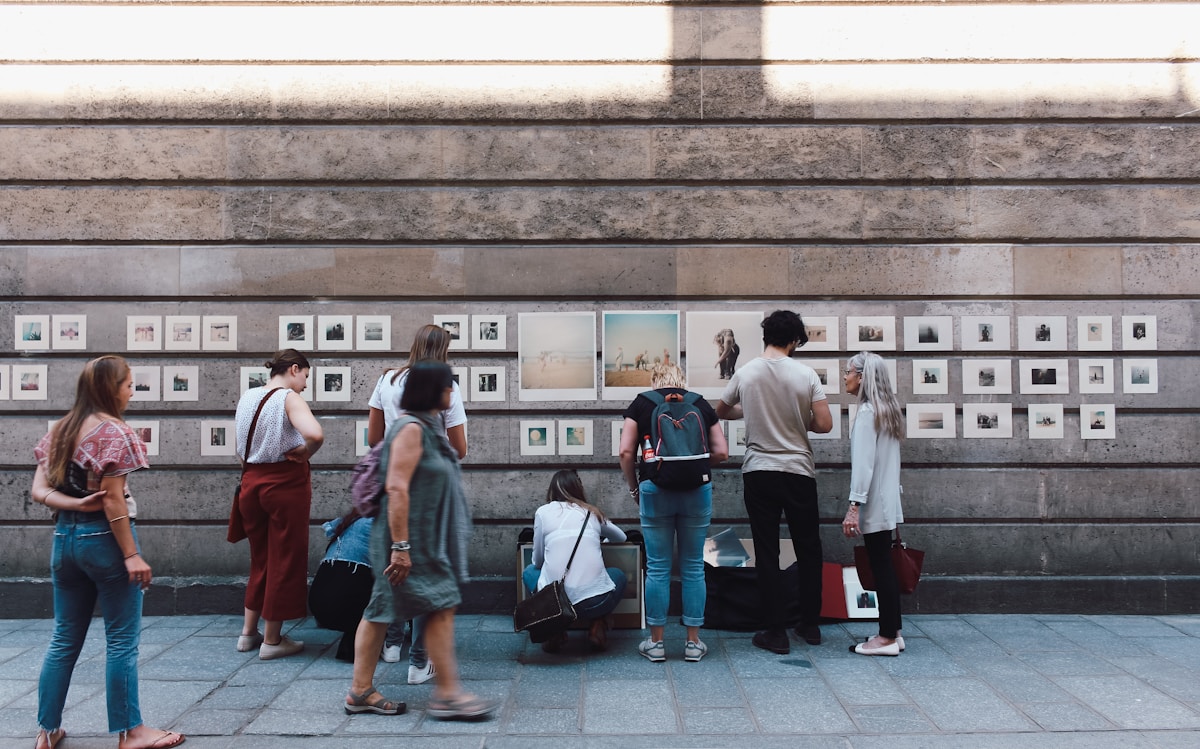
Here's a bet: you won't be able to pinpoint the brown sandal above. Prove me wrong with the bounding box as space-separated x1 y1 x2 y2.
345 687 406 715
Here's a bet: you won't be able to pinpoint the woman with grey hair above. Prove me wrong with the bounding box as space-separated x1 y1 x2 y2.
841 352 906 656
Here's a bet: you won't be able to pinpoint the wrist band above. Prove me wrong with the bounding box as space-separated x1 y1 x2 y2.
124 551 139 559
390 541 411 552
109 515 129 523
45 489 58 503
628 487 640 497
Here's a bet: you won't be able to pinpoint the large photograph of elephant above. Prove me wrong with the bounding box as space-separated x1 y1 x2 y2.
602 310 680 400
518 311 597 401
684 311 764 399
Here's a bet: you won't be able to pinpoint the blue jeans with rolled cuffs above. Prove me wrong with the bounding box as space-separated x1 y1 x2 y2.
39 510 144 734
638 479 712 628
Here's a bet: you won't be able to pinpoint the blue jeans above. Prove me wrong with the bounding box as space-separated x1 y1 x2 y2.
638 480 712 627
39 511 143 734
522 565 627 622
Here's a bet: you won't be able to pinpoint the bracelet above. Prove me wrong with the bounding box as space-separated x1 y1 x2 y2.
628 487 640 498
390 541 411 552
43 489 58 504
108 515 129 523
124 551 139 559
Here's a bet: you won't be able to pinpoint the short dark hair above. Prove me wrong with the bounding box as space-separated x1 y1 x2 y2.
400 360 453 412
762 310 808 348
264 349 311 377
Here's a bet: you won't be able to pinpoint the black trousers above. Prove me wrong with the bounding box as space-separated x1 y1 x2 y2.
863 529 902 638
742 471 822 630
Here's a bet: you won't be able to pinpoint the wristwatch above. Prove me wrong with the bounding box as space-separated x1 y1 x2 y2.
390 541 411 552
849 501 863 508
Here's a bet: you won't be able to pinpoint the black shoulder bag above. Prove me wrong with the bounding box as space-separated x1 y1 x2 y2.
513 511 591 643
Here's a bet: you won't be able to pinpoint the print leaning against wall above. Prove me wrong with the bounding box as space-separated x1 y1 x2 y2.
684 311 764 399
518 311 597 401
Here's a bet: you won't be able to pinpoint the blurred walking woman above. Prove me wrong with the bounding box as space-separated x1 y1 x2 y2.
30 355 184 749
234 349 324 660
841 352 905 657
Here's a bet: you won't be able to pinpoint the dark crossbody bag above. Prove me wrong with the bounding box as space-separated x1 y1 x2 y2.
513 511 592 643
226 387 284 543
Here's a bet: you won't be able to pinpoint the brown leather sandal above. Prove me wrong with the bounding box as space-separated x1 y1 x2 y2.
345 686 406 715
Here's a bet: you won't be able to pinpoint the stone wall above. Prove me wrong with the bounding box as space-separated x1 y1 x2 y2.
2 1 1198 615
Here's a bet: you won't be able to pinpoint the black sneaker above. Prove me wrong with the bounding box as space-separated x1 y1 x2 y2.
751 629 790 655
795 624 822 645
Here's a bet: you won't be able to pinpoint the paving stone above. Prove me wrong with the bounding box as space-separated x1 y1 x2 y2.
199 684 283 710
513 663 584 708
504 707 581 734
1016 650 1125 677
846 704 937 733
1086 616 1190 638
338 708 422 735
1042 620 1152 654
1017 701 1116 731
898 677 1037 732
583 679 675 734
1155 616 1200 637
173 708 258 736
963 657 1076 703
680 706 756 734
877 642 972 679
962 614 1080 653
0 678 34 709
140 637 267 681
244 707 348 735
1052 675 1200 729
668 658 746 708
740 677 856 733
815 659 911 706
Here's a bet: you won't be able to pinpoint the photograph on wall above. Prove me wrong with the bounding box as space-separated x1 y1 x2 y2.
356 315 391 352
125 420 160 457
799 358 840 395
962 403 1013 438
318 315 354 352
1019 359 1071 395
558 419 594 456
905 404 955 439
0 364 7 400
519 419 556 456
51 315 87 351
450 366 468 395
1123 359 1158 394
1028 404 1065 440
1017 315 1067 351
1078 359 1114 395
518 311 597 402
843 566 880 619
903 316 953 352
202 315 238 352
278 315 314 351
959 315 1010 351
471 314 507 351
684 311 764 399
611 420 625 457
845 316 897 352
1076 315 1113 352
602 310 680 401
434 314 469 351
12 364 48 401
240 366 269 394
810 403 841 440
726 420 747 456
470 365 505 403
1080 404 1116 439
163 315 201 351
961 359 1012 395
912 359 949 395
800 316 840 352
315 366 353 402
200 419 237 457
355 420 371 457
128 366 161 402
1121 315 1157 351
126 315 162 351
14 315 50 351
881 359 899 394
162 365 200 402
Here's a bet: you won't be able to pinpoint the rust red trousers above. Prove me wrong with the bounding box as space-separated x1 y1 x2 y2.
238 461 311 621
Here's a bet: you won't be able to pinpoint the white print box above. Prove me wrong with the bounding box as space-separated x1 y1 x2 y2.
470 366 505 402
1017 316 1067 351
14 315 50 351
602 310 680 401
471 314 506 350
0 364 9 400
1122 315 1157 350
1081 404 1116 439
800 316 839 352
1078 359 1114 394
355 420 371 457
903 316 952 352
162 365 200 402
685 311 763 400
12 364 48 400
1123 359 1158 394
434 314 469 351
52 315 87 350
519 420 555 456
164 316 200 351
558 419 594 456
1028 404 1064 440
127 316 162 351
1077 316 1113 352
846 316 896 351
315 366 352 402
356 316 391 351
129 366 161 401
843 566 879 619
962 359 1012 395
318 315 354 351
1019 359 1070 395
801 358 840 395
200 420 236 457
202 316 238 351
906 404 955 439
279 315 313 350
912 359 948 395
960 316 1010 351
125 420 159 457
962 403 1013 438
518 312 597 402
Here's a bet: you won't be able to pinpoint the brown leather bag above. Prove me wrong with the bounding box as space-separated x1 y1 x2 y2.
854 527 925 595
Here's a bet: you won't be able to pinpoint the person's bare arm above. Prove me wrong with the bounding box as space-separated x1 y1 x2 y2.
715 400 743 421
283 392 325 460
367 407 386 447
809 399 834 434
447 423 467 459
619 418 641 498
382 423 423 585
707 421 729 464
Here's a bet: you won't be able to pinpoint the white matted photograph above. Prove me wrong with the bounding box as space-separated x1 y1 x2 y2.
1078 359 1114 394
279 315 314 351
434 314 469 351
1019 359 1071 395
801 358 840 395
15 315 50 351
200 419 237 457
903 316 953 352
1017 315 1068 351
519 420 556 456
51 315 87 351
810 403 842 440
1122 315 1157 351
0 364 8 400
1081 404 1116 439
125 420 160 457
471 314 507 351
355 420 371 457
800 316 840 352
843 566 880 619
960 315 1010 351
558 419 594 456
164 315 201 351
611 420 626 457
1028 404 1065 440
240 366 270 393
1123 359 1158 394
317 315 354 351
846 316 897 351
202 315 238 352
356 315 391 352
450 366 469 398
962 403 1013 438
603 310 680 401
685 311 764 399
518 311 597 402
126 315 162 351
129 366 161 402
726 420 747 457
470 366 506 402
912 359 949 395
906 404 956 439
162 365 200 402
962 359 1013 395
1077 315 1113 352
12 364 48 401
316 366 352 402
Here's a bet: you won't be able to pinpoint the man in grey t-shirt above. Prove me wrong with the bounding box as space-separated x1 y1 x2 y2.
716 310 832 655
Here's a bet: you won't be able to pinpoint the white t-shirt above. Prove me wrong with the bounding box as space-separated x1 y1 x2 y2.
720 356 827 477
368 369 467 434
531 502 627 604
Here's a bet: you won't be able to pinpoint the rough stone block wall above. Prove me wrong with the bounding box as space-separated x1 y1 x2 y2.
1 1 1198 615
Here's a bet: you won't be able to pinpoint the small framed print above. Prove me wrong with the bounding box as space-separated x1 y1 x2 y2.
51 315 87 350
434 314 469 351
903 316 953 352
1078 359 1114 394
800 316 839 352
1028 404 1065 440
200 419 237 457
846 316 897 351
356 315 391 351
470 366 505 402
127 315 162 351
279 315 314 350
611 420 626 457
1123 359 1158 394
450 366 469 397
162 365 200 402
520 420 555 456
962 359 1012 395
960 315 1010 351
912 359 949 395
0 364 8 399
1019 359 1070 395
843 566 879 619
1122 315 1157 351
355 420 371 457
1081 404 1116 439
12 364 48 400
558 419 594 456
803 358 840 394
1017 315 1067 351
317 315 354 351
129 366 161 401
906 404 955 439
882 359 898 393
1077 315 1113 352
125 420 159 457
14 315 50 351
240 366 269 393
315 366 352 402
963 403 1013 438
810 403 841 440
471 314 507 350
164 315 201 351
726 420 747 456
202 316 238 351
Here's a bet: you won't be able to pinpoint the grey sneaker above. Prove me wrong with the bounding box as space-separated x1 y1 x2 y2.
638 638 666 662
684 640 708 662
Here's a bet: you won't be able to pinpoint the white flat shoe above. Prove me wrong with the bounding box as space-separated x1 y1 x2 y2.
852 640 900 656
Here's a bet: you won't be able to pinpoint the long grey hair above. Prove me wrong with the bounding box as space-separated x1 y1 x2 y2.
848 351 904 441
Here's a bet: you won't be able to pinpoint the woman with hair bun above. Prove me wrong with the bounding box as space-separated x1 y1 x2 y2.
233 349 324 660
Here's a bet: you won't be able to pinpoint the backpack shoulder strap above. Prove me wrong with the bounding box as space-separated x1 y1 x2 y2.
641 390 666 406
681 391 703 406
